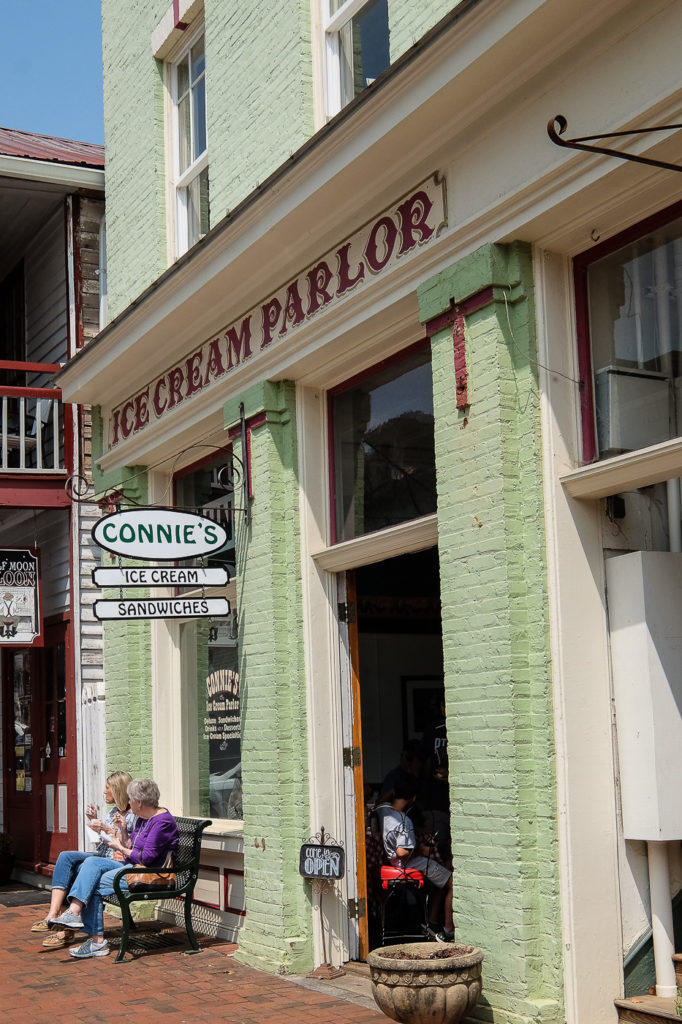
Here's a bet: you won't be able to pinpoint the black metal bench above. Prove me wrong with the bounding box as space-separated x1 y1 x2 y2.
103 816 212 963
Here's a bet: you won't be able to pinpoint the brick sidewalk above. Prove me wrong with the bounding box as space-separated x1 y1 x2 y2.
0 900 386 1024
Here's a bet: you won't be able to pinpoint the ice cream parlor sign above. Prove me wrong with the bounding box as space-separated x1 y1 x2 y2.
0 549 43 646
107 174 447 449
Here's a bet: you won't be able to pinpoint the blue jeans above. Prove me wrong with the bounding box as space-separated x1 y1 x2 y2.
69 858 129 936
51 850 96 893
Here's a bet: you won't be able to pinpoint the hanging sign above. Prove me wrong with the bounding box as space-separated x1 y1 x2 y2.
92 508 228 562
92 565 230 588
299 843 345 880
0 549 43 647
93 596 230 621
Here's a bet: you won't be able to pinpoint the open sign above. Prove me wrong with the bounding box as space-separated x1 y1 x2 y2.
299 844 345 880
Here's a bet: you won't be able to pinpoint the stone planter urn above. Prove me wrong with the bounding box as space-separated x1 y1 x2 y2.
367 941 484 1024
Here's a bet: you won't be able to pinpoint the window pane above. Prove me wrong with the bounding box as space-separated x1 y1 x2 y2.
332 348 436 542
338 0 389 106
180 616 241 820
587 218 682 457
184 167 210 249
192 76 207 159
177 57 189 100
190 37 205 83
178 93 191 174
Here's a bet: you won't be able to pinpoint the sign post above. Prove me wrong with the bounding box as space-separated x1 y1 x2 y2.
299 827 346 979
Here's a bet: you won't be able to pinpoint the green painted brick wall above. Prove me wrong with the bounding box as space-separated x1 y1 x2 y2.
205 1 314 225
419 244 563 1024
224 381 312 975
101 0 471 321
101 0 168 321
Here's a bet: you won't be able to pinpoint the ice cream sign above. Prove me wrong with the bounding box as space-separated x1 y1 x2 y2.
92 509 230 621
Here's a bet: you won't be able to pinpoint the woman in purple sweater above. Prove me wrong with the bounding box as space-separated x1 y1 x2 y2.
50 778 179 960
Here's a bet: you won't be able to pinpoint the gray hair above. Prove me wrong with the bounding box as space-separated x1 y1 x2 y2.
127 778 160 808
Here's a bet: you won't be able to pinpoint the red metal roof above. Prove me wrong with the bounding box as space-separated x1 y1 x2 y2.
0 126 104 169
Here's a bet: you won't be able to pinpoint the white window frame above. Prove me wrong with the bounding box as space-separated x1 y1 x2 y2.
169 24 208 257
323 0 380 118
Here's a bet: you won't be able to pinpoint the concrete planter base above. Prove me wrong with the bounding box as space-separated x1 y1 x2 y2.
367 942 484 1024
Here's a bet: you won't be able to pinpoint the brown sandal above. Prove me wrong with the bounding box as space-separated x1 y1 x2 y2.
31 919 50 934
42 929 75 950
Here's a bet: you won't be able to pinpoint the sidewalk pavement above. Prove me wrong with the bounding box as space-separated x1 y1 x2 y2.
0 890 386 1024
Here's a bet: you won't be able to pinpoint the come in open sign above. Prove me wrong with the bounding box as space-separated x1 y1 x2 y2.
299 844 345 880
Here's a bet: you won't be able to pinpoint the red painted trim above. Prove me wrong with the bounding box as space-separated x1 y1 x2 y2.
0 479 70 507
223 867 246 917
423 286 495 338
226 410 267 440
173 0 188 29
0 361 61 374
0 386 60 399
453 313 468 410
191 863 220 911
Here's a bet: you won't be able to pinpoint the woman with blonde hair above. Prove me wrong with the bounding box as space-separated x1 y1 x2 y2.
32 770 136 950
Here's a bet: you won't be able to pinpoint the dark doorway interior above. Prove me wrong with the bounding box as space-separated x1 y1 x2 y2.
353 547 448 949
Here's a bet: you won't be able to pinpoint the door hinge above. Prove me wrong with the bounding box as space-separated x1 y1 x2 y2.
338 601 356 623
348 897 366 920
343 746 362 768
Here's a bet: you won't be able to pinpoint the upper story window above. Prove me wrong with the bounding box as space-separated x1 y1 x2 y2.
576 207 682 462
324 0 389 117
171 29 209 256
330 344 436 543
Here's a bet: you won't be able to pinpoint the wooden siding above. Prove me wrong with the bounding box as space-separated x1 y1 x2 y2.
24 207 67 382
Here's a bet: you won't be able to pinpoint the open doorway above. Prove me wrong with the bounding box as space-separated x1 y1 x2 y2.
345 545 446 955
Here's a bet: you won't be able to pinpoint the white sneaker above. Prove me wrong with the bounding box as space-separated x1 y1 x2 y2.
69 938 110 959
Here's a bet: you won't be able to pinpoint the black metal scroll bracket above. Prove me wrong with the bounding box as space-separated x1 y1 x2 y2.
547 114 682 173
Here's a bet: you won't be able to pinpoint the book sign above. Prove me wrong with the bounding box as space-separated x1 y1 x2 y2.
0 549 42 647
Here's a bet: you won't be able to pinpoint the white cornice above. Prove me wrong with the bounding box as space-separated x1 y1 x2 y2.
0 154 104 191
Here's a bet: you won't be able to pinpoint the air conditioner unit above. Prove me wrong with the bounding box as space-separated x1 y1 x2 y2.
595 365 669 455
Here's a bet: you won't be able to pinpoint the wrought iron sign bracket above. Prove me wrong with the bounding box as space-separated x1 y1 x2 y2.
548 114 682 174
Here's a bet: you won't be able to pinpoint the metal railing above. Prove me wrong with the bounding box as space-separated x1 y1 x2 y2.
0 361 65 474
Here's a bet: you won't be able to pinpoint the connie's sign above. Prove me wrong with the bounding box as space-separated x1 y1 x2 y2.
109 175 446 448
92 509 228 561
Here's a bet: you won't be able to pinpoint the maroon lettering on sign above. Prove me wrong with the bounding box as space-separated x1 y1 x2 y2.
203 337 226 385
226 317 253 367
153 377 168 418
396 190 435 256
167 367 185 409
336 241 365 296
364 215 398 273
185 350 204 398
306 260 334 316
280 280 305 335
120 400 135 439
261 298 282 348
134 389 150 432
111 408 122 447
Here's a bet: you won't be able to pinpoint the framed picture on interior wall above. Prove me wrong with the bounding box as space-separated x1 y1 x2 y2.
401 676 444 745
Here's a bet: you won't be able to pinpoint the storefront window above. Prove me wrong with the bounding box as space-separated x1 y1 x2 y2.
175 450 241 821
584 215 682 458
180 615 241 820
330 346 436 542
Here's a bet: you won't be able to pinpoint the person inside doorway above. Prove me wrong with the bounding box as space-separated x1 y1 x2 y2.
418 693 450 862
376 775 454 942
378 739 423 799
31 770 136 950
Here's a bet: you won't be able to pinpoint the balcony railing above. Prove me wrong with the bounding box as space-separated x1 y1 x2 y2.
0 361 65 474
